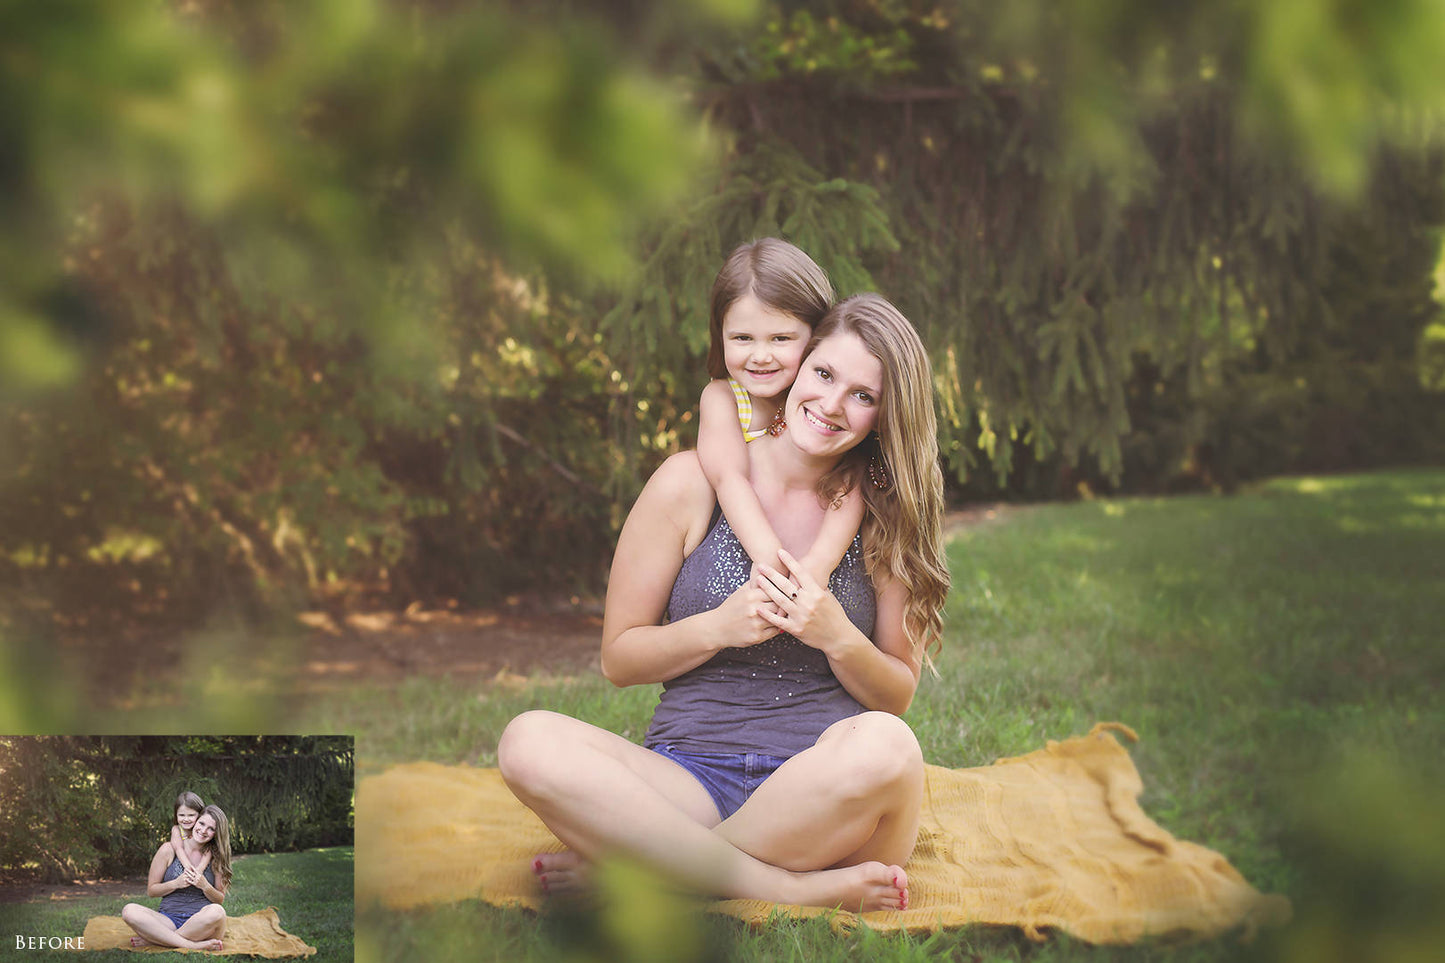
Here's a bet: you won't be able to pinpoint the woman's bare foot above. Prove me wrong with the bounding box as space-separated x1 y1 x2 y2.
784 861 909 913
129 935 154 947
200 938 223 951
533 850 590 896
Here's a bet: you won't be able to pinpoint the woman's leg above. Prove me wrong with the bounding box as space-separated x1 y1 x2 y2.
498 710 906 911
717 711 925 872
175 904 226 950
120 903 219 951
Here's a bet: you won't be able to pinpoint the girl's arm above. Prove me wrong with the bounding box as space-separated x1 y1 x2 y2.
169 825 196 873
797 487 866 585
192 849 212 873
697 380 785 569
756 550 921 714
600 452 780 687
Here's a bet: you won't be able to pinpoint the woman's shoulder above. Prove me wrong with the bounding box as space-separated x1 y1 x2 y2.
644 451 712 499
156 840 176 860
638 451 716 533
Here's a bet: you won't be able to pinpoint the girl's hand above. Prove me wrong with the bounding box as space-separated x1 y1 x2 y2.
712 569 783 649
755 549 849 653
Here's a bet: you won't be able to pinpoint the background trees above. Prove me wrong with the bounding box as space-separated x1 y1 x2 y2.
0 736 353 883
2 0 1442 661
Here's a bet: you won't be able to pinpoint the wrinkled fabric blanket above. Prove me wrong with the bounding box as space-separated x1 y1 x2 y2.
81 907 316 956
356 723 1291 943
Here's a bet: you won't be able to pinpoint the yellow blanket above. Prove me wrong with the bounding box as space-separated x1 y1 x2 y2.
81 907 316 957
356 723 1291 944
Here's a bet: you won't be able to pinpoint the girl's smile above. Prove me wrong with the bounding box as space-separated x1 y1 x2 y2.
721 292 812 400
176 807 199 830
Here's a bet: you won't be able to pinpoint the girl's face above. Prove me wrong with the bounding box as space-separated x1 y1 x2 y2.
176 806 200 831
191 813 216 844
785 331 883 459
720 293 812 401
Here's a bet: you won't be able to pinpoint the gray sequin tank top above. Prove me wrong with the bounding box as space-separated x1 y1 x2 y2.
643 508 877 758
157 857 215 920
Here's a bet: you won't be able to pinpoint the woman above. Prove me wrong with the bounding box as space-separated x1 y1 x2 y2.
499 293 950 912
121 804 232 951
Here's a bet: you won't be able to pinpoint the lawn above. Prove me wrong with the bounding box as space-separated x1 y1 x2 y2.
0 847 354 962
319 468 1444 962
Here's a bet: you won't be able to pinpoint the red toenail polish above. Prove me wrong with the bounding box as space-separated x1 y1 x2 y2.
533 859 543 873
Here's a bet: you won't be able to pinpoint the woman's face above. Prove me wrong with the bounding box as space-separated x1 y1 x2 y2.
190 813 216 844
720 292 812 401
176 806 199 831
785 330 882 458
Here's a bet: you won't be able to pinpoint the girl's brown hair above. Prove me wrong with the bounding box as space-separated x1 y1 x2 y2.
808 294 950 666
172 791 205 828
706 238 834 380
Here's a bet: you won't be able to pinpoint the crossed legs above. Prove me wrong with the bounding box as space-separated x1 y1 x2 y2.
497 710 923 912
121 902 226 951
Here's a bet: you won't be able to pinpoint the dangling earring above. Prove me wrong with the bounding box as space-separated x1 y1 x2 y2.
867 441 893 493
765 407 787 437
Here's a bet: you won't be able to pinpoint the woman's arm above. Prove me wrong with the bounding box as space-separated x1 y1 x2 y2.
697 380 786 569
757 550 921 714
145 844 186 898
796 487 866 585
600 453 781 687
193 866 227 903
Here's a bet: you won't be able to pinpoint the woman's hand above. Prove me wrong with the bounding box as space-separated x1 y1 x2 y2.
181 868 201 888
755 549 851 655
711 567 785 649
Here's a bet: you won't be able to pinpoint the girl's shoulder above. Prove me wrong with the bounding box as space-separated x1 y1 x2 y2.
700 377 742 410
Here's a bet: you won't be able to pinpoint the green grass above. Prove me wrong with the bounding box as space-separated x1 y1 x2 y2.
0 847 354 961
314 468 1445 963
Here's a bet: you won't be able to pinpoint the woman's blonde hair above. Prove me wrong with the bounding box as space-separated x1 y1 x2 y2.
706 238 834 380
197 805 233 889
810 294 950 666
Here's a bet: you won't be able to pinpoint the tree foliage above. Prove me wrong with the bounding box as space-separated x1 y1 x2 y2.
0 736 353 882
0 0 1442 648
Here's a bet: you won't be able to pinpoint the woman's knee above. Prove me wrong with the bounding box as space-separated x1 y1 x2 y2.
497 710 572 795
825 712 923 796
193 904 226 924
120 903 143 924
193 904 226 933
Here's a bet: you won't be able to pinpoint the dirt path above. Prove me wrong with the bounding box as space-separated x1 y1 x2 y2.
1 875 149 905
36 505 1013 704
289 504 1015 691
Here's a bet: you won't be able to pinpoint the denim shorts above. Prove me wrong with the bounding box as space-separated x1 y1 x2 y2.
161 908 196 929
649 744 790 820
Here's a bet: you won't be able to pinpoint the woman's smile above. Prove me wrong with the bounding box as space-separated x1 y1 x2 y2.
786 331 882 452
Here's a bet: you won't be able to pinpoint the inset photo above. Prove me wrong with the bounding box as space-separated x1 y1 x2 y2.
0 735 352 959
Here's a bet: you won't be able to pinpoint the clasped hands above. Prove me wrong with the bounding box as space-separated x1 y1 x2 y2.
718 548 846 653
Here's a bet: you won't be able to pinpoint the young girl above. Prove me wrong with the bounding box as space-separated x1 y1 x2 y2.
697 238 867 587
167 791 212 878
